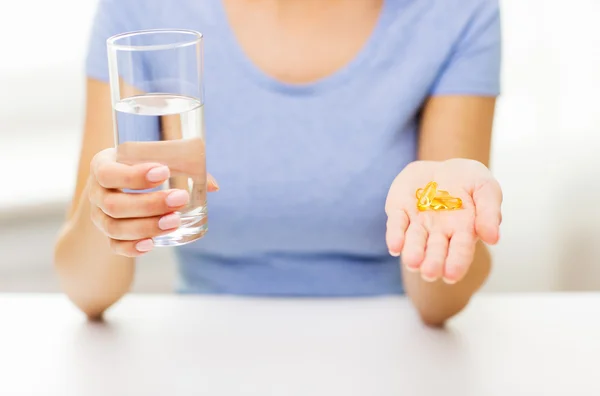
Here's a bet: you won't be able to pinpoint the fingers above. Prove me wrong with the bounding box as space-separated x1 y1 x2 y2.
401 223 428 271
89 185 190 219
386 209 410 256
91 205 180 241
89 148 221 258
109 239 155 258
420 232 449 282
93 149 220 192
95 162 170 190
92 151 171 191
473 179 503 245
444 231 477 284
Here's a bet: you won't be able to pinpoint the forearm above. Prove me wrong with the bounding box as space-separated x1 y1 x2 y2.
402 240 491 326
53 183 134 320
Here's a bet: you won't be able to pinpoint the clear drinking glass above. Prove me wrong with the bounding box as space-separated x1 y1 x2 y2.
107 29 207 246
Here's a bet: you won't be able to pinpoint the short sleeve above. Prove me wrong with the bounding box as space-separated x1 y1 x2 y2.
85 0 127 82
430 0 502 96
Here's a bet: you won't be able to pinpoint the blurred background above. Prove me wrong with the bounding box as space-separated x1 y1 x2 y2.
0 0 598 294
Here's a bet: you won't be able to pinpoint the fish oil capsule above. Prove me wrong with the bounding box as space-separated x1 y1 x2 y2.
431 196 462 210
430 202 449 210
416 188 450 199
415 181 462 211
417 181 437 207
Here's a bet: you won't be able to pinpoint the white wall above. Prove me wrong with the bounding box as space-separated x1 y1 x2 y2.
0 0 598 292
485 0 600 291
0 1 97 208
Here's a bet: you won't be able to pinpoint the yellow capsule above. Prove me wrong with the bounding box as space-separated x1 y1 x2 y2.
417 181 437 207
431 196 462 210
416 181 463 211
431 203 448 210
416 188 450 200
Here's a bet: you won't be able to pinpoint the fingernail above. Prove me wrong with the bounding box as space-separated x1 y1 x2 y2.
136 239 154 252
166 190 189 207
405 265 420 273
158 213 181 230
147 166 170 183
443 277 457 285
421 274 437 283
389 250 400 257
208 175 220 191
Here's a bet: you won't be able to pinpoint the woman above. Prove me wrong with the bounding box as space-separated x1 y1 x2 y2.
54 0 503 326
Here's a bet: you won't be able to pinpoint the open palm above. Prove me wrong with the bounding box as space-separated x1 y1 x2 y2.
385 159 502 284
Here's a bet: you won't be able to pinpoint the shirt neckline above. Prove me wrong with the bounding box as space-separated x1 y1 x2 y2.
213 0 394 96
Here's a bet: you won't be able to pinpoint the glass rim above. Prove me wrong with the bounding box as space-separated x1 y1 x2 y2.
107 29 203 52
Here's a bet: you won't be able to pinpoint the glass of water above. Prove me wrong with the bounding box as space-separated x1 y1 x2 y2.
107 29 206 247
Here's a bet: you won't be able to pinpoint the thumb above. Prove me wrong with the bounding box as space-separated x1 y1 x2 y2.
472 178 503 244
207 173 220 192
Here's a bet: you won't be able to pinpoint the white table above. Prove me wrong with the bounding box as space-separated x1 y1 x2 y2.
0 293 598 395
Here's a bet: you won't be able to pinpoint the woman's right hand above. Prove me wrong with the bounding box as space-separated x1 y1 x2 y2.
88 148 218 257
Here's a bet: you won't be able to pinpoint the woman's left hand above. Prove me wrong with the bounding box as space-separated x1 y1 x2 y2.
385 158 503 284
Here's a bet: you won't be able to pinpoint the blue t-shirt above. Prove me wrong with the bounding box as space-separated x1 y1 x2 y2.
86 0 501 296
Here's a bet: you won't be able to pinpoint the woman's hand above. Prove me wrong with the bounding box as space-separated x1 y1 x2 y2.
385 159 502 284
87 148 219 257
